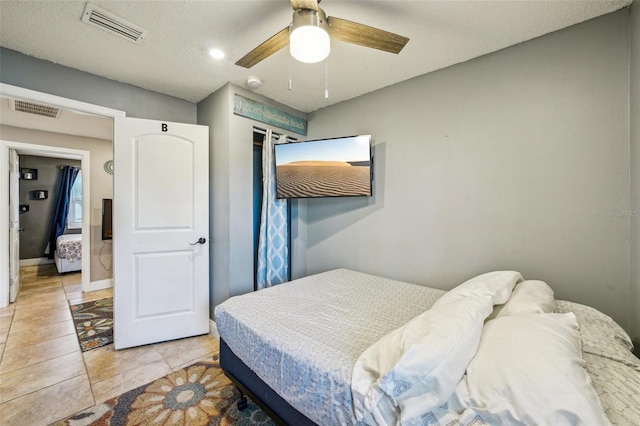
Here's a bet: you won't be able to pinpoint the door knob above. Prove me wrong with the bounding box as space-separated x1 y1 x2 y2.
190 237 206 245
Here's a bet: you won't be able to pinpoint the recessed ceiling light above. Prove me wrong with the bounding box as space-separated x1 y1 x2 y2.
209 48 225 59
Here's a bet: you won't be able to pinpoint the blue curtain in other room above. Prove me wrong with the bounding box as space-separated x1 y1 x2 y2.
47 166 79 259
256 129 290 289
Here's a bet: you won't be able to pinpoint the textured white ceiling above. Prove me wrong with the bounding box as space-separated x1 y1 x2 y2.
0 0 632 114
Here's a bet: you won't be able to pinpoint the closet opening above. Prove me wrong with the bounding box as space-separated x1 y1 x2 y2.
252 127 295 290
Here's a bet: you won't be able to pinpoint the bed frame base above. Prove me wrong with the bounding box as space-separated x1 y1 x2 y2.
220 338 317 426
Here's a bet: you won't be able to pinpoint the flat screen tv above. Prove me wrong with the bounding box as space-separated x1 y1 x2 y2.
102 198 112 240
274 134 372 199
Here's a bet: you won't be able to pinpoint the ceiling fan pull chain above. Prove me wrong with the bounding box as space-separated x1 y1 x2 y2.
289 51 293 91
324 57 329 99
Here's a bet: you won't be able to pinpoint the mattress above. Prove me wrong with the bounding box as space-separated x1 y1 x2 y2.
56 234 82 262
216 271 640 425
214 268 446 425
555 300 640 425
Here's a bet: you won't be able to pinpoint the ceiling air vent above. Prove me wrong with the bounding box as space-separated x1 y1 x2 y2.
82 3 148 45
11 100 61 119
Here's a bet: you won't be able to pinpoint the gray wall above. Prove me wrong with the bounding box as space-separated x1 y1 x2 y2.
18 156 81 259
0 47 196 124
197 83 306 316
299 10 632 331
630 4 639 347
1 48 199 283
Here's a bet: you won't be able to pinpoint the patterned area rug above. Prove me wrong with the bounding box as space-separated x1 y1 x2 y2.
52 356 275 426
69 297 113 352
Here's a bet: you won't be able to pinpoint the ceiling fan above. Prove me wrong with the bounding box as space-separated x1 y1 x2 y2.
235 0 410 68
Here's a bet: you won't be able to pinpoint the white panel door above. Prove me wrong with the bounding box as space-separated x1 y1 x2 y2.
9 149 20 303
114 117 209 349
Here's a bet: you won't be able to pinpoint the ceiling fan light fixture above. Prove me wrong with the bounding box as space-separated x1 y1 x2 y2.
289 9 330 64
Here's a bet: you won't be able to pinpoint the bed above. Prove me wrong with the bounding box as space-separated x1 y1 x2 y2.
54 233 82 274
214 269 640 425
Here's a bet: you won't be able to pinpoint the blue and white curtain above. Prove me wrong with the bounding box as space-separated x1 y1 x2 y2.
47 166 80 259
256 129 290 289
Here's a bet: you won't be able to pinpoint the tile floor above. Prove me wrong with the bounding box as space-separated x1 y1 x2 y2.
0 264 219 426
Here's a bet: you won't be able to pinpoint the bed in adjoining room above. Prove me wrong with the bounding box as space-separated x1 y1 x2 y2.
54 233 82 274
215 268 640 426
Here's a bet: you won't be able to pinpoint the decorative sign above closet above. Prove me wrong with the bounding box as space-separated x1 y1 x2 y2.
233 94 307 136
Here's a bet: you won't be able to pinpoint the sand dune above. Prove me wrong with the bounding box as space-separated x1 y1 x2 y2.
276 163 370 198
285 161 352 167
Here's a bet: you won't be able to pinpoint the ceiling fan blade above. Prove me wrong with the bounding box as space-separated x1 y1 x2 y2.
290 0 319 12
235 27 290 68
327 16 409 54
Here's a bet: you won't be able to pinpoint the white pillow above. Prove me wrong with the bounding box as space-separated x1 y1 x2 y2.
461 313 611 426
433 270 523 308
489 280 555 319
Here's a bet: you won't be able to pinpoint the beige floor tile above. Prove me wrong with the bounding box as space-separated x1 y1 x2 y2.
68 288 113 305
154 334 219 369
0 316 12 331
171 350 218 371
64 284 82 299
12 306 71 325
9 309 72 333
15 295 68 311
0 374 94 426
0 334 80 373
19 264 40 274
84 343 164 384
0 328 8 345
6 320 76 349
20 280 61 291
0 304 16 318
17 282 63 293
65 292 82 302
32 264 58 274
20 275 61 286
91 359 172 403
26 287 66 297
19 266 58 279
0 351 85 403
19 285 65 297
61 274 82 285
16 289 66 304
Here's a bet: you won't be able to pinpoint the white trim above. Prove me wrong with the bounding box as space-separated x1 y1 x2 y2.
209 319 220 340
19 257 55 267
0 83 124 308
85 278 113 292
0 84 126 118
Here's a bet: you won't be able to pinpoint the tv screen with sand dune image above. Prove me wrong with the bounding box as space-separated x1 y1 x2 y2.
274 135 372 199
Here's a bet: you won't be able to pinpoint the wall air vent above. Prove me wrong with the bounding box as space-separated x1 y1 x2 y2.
11 100 61 118
81 3 148 45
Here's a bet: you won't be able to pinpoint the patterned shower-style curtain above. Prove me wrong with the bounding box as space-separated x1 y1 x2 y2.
256 129 290 289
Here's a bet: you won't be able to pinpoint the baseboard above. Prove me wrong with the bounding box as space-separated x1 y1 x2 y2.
85 278 113 292
209 319 220 340
19 257 54 266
